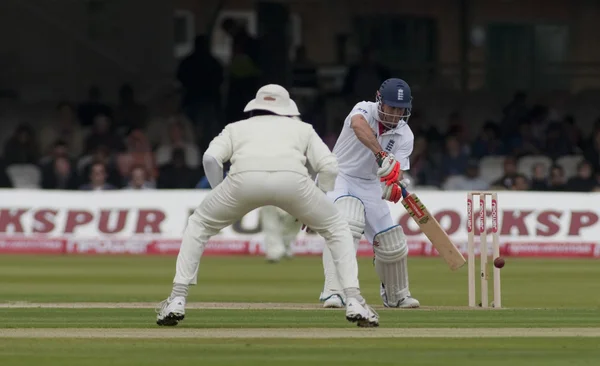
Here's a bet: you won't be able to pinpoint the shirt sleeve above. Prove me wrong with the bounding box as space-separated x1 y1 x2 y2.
346 102 371 127
305 127 338 192
202 154 224 188
306 127 336 173
394 137 414 171
204 127 233 164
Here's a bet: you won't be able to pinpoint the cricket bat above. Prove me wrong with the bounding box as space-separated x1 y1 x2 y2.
400 187 466 271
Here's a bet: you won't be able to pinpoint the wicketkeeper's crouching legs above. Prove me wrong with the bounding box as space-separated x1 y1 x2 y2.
156 172 378 327
373 225 420 308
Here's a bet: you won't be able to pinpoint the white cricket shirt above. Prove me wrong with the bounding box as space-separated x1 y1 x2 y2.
332 101 414 180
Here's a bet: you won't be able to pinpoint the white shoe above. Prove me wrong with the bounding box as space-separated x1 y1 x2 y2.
319 293 345 308
156 296 186 326
345 297 379 327
396 296 420 308
380 283 420 308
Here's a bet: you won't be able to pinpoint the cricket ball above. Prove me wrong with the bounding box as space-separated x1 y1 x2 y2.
494 257 505 269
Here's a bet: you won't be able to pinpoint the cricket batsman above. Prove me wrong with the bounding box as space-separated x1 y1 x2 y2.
260 205 302 262
156 84 379 327
319 78 420 309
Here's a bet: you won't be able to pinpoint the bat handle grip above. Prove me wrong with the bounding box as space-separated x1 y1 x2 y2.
401 187 409 198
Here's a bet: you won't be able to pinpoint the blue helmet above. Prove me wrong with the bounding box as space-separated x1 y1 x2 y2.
375 78 412 128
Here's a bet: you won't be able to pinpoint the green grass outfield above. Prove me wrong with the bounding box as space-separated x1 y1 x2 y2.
0 255 599 366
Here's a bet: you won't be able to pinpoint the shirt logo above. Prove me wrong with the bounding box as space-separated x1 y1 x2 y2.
357 108 368 114
385 139 395 152
397 89 404 101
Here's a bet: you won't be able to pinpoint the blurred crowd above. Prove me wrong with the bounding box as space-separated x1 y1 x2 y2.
0 17 599 192
409 93 600 192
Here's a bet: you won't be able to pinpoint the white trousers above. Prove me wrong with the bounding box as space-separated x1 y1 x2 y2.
327 173 394 244
174 171 360 290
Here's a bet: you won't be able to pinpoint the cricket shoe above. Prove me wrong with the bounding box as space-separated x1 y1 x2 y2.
380 283 420 308
345 297 379 327
155 296 186 326
319 293 345 308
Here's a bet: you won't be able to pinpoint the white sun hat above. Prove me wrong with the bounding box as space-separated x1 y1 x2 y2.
243 84 300 116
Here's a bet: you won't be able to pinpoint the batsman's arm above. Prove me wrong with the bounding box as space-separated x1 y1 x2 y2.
350 115 384 154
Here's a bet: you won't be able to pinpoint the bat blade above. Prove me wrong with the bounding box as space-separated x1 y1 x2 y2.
401 192 466 271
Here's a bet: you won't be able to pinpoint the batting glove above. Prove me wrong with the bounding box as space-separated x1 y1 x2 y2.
375 151 401 186
382 182 403 203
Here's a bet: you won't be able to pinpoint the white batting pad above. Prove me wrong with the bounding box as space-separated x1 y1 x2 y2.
334 195 366 239
373 225 411 306
321 196 365 299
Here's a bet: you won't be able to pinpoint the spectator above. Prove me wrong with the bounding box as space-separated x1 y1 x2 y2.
342 46 390 103
410 111 443 150
39 102 84 158
508 120 541 157
583 128 600 174
41 156 79 190
292 45 318 88
0 158 13 188
155 119 200 169
3 123 40 165
445 112 469 147
114 84 148 133
566 161 596 192
562 115 584 153
501 91 528 137
116 129 157 185
176 34 223 148
529 163 549 191
157 148 200 189
511 174 529 191
78 85 113 127
81 145 123 188
440 135 469 179
442 159 489 191
145 91 195 148
84 113 125 155
492 156 519 189
542 122 573 160
40 139 71 166
79 162 116 190
471 121 504 158
410 135 441 186
529 104 550 143
124 165 154 190
547 165 567 191
221 19 261 124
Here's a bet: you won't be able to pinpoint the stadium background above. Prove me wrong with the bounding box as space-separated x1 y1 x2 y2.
0 0 599 258
1 2 600 365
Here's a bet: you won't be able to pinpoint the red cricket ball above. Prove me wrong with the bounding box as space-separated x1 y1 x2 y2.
494 257 505 269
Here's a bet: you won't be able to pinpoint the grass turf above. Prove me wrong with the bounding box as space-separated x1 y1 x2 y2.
0 255 599 307
1 338 599 366
1 255 599 366
1 308 600 328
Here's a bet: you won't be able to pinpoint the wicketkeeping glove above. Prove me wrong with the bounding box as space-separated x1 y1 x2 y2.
375 151 401 186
